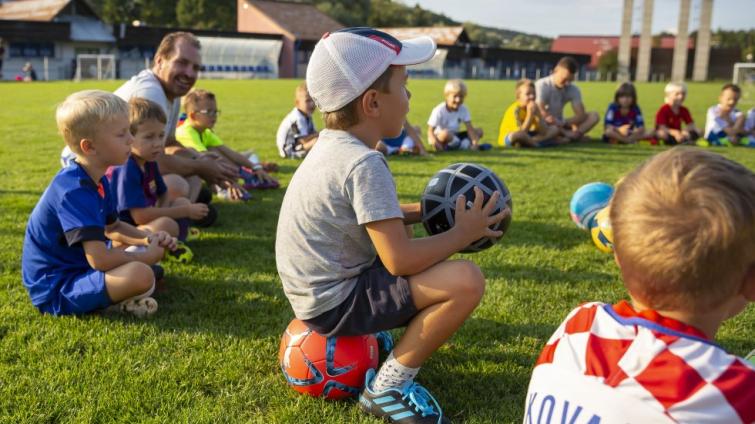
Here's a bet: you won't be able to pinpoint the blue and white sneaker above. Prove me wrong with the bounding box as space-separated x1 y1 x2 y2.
359 369 450 424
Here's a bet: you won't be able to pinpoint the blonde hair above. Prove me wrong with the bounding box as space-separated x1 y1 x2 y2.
182 89 215 114
610 147 755 312
295 82 309 100
323 66 393 130
515 78 534 95
444 79 467 96
664 81 687 95
56 90 128 152
128 98 166 135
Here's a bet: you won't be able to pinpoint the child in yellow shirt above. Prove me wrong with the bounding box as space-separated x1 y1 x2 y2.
498 79 562 147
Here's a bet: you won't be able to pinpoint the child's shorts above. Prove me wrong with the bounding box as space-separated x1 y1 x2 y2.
446 131 472 150
505 131 556 148
382 129 415 155
36 270 112 316
705 130 745 146
303 260 418 338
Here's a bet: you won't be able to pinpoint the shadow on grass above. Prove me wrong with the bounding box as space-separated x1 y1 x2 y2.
419 317 551 422
481 262 616 286
503 219 584 249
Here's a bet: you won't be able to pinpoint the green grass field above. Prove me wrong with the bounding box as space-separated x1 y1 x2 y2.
0 79 753 423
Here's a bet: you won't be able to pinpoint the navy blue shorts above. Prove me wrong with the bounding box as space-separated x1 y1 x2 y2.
37 270 112 316
303 261 418 338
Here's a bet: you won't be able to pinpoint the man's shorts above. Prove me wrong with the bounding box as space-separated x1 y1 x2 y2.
36 269 112 316
303 260 418 338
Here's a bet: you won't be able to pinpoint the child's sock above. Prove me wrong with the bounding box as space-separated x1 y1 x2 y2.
371 351 419 392
177 218 190 241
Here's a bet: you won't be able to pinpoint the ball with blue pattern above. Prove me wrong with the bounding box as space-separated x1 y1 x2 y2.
569 182 614 231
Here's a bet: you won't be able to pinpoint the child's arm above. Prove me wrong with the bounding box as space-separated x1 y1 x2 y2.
400 203 422 225
520 102 537 132
404 122 426 155
130 202 208 224
367 188 507 276
82 237 164 271
210 145 254 169
427 125 440 147
106 220 177 251
464 121 480 145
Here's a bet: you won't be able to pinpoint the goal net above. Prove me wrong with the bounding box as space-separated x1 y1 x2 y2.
733 63 755 110
75 54 116 81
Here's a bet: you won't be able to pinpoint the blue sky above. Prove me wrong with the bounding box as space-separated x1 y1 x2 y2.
408 0 755 37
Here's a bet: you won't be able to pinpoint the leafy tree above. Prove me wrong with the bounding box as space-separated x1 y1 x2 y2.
597 48 618 80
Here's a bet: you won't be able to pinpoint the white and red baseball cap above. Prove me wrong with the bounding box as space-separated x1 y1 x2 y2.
306 27 437 112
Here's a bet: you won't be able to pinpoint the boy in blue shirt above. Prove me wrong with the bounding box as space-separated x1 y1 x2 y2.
108 98 207 261
22 90 177 317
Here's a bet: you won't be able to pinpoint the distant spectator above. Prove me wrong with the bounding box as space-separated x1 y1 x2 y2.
22 62 37 81
535 56 599 142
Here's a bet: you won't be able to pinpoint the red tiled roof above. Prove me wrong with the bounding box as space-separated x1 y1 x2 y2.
244 0 343 41
551 35 694 67
0 0 70 21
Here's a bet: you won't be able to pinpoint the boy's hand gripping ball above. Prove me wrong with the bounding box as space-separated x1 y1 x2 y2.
420 163 512 252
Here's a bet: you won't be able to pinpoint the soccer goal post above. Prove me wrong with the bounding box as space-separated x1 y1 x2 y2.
75 54 116 81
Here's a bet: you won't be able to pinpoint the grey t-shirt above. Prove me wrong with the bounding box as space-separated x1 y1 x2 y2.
114 70 180 140
275 129 404 319
535 75 583 121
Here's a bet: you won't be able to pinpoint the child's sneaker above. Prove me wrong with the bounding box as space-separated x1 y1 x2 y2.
359 369 450 424
163 241 194 264
119 297 158 318
696 139 710 147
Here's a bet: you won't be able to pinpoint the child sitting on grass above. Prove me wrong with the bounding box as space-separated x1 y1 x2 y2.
703 83 746 146
108 98 206 261
525 147 755 423
603 82 650 144
176 89 279 191
497 79 562 147
22 90 177 317
276 82 319 159
377 119 427 156
427 79 490 151
654 82 700 145
277 27 508 423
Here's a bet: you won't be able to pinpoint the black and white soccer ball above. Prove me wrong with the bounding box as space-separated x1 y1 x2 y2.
421 163 512 253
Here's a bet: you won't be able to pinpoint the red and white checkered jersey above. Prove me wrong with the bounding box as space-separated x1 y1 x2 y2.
524 301 755 424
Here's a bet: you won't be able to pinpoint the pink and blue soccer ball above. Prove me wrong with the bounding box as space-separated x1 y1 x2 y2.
569 182 614 231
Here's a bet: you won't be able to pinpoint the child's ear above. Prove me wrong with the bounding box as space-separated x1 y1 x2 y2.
360 90 380 118
79 138 95 155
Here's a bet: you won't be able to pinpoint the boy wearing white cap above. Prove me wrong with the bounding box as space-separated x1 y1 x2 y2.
275 27 508 423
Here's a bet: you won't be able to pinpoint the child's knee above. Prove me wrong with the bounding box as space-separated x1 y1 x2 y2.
154 216 179 236
128 262 155 294
164 174 190 199
452 260 485 301
436 128 451 142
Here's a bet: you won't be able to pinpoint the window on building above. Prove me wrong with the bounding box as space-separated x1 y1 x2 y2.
9 42 55 58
